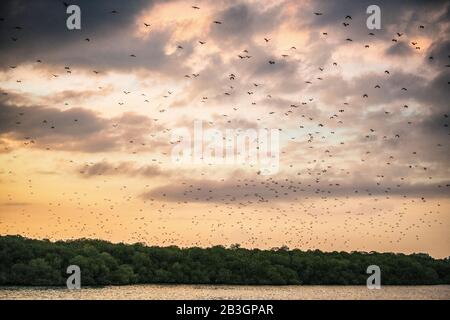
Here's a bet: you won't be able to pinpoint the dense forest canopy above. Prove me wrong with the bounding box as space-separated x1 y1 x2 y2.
0 236 449 286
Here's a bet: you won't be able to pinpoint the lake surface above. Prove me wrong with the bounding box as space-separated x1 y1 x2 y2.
1 285 449 300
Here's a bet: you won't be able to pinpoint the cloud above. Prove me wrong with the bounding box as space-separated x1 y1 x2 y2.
142 176 450 203
385 42 414 56
1 202 31 206
44 87 114 105
0 101 106 137
78 160 169 178
0 0 193 76
427 40 450 70
209 3 283 47
0 0 153 63
300 0 448 31
0 96 164 152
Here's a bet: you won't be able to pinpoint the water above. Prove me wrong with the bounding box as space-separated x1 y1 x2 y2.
1 285 449 300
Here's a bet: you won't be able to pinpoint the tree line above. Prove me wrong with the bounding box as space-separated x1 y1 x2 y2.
0 235 449 286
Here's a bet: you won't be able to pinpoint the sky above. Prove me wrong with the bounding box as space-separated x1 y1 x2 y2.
0 0 449 257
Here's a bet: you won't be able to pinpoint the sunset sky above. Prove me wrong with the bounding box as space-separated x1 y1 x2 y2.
0 0 449 257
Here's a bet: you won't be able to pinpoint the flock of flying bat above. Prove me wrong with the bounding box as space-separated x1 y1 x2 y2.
1 4 449 250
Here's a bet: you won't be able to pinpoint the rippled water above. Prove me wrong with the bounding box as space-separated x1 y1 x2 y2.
1 285 449 300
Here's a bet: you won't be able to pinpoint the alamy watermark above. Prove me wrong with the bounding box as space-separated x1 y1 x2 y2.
366 5 381 30
66 5 81 30
171 121 280 175
63 263 380 289
65 4 381 31
66 265 81 289
366 265 381 289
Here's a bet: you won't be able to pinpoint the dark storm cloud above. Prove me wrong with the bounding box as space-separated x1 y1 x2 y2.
43 87 114 105
421 70 450 113
0 0 153 34
0 101 106 138
294 0 449 48
419 112 450 138
303 0 448 29
350 110 449 166
78 160 169 178
0 0 191 75
312 66 450 114
385 42 414 56
427 40 450 70
1 202 31 206
0 96 163 152
42 28 190 75
0 0 150 57
209 3 283 47
142 177 450 203
0 101 121 152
